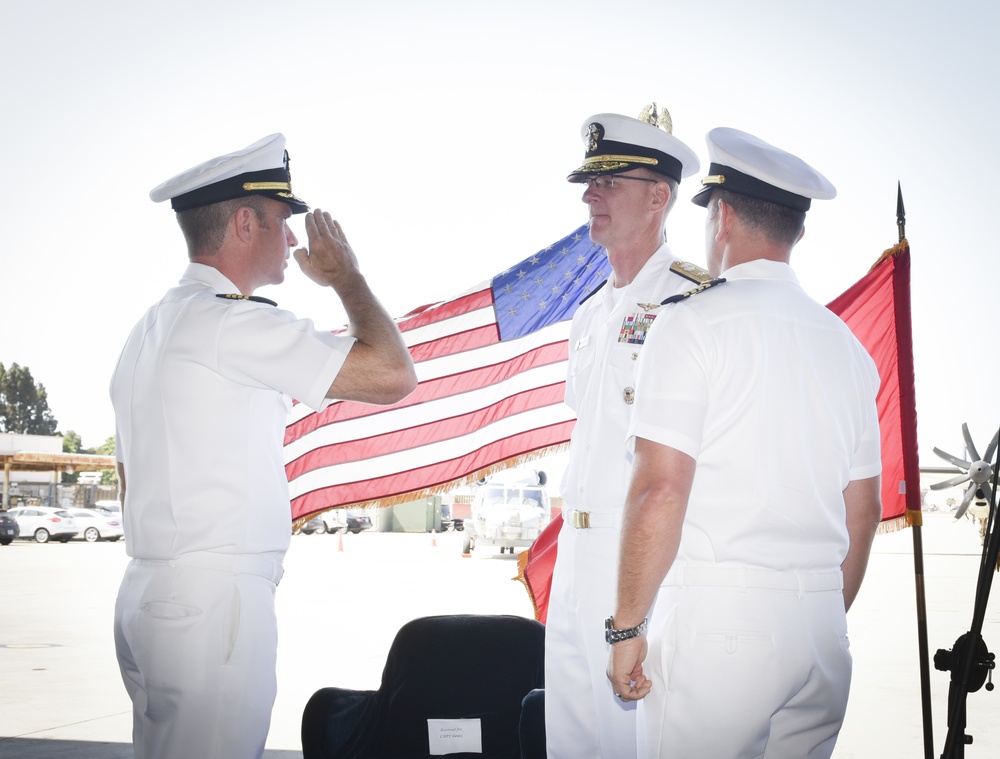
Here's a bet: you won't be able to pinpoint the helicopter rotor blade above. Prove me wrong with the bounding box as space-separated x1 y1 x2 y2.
983 428 1000 464
930 473 971 490
954 483 978 520
932 447 971 470
962 423 981 463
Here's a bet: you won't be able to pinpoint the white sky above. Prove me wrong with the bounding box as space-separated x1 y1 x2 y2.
2 0 998 473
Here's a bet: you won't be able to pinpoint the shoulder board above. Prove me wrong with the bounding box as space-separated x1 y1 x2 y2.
578 278 608 306
660 277 727 306
215 293 278 307
669 260 714 285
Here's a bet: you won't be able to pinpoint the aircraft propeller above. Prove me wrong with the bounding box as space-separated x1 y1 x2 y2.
929 423 999 520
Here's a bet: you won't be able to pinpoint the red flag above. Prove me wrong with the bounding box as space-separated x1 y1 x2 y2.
518 240 921 621
826 240 921 530
284 226 608 524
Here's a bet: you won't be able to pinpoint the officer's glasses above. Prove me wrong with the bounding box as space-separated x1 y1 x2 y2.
580 174 659 191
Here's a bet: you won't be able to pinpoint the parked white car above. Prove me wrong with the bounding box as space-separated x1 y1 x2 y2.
94 500 122 514
7 507 79 543
66 508 124 542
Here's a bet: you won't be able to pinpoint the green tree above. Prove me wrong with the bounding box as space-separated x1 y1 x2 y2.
0 363 58 434
61 430 82 483
62 430 82 453
97 436 118 486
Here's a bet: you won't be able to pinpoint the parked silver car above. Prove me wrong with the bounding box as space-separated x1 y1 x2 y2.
301 509 373 535
7 507 79 543
66 508 124 542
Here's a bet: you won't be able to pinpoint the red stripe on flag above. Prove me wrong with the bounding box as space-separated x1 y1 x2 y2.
397 289 494 333
408 323 500 363
284 341 569 443
290 420 576 515
285 383 567 478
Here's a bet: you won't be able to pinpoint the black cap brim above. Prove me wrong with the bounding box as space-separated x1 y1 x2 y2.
690 164 811 212
170 167 309 214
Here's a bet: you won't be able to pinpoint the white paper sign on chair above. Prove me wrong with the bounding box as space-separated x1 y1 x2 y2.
427 718 483 755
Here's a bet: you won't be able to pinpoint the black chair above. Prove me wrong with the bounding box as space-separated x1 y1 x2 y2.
302 614 545 759
517 688 546 759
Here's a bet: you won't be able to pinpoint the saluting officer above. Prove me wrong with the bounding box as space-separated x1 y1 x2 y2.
110 134 416 759
545 106 708 759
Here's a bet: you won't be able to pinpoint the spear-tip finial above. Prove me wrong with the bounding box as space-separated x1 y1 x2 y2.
896 181 906 243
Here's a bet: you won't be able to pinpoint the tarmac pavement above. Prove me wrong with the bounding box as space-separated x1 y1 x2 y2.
1 512 998 758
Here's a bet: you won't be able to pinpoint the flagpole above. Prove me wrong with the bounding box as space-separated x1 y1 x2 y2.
898 182 935 759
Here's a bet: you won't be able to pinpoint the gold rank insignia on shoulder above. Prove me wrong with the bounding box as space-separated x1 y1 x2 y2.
215 293 278 307
660 277 727 306
669 260 714 285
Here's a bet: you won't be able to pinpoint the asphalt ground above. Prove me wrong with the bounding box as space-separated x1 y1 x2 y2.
1 512 998 758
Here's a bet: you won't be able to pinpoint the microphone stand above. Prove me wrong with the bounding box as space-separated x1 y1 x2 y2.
935 436 999 757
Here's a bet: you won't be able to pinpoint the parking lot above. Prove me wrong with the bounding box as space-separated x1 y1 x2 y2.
1 514 999 758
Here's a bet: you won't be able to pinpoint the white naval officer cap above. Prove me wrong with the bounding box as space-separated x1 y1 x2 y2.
149 133 308 214
567 104 700 184
691 127 836 212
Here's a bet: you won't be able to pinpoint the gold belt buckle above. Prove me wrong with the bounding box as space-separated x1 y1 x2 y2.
571 510 591 529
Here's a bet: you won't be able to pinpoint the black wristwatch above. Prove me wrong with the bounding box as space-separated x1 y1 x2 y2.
605 616 648 644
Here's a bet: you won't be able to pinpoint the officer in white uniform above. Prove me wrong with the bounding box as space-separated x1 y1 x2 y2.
544 107 707 759
607 128 883 758
111 134 416 759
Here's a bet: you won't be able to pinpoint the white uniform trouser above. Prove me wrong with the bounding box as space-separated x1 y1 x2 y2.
639 565 851 759
545 514 637 759
114 552 284 759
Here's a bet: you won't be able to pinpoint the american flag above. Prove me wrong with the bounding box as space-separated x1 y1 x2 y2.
284 224 609 523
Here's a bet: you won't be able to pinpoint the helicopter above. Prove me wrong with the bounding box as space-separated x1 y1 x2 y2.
461 468 551 556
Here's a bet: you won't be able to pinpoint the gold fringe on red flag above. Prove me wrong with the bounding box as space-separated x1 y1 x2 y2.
512 550 541 620
878 507 922 535
869 238 909 272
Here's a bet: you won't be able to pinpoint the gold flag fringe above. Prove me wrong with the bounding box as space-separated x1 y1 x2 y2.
876 513 909 535
512 549 541 621
869 238 909 272
876 509 922 535
291 442 571 531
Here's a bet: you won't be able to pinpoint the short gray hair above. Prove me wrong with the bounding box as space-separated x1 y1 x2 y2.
176 196 269 256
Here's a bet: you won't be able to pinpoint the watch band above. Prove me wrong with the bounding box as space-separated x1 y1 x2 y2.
605 616 648 644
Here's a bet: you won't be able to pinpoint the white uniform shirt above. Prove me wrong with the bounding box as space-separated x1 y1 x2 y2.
629 259 881 570
561 243 703 513
110 263 355 560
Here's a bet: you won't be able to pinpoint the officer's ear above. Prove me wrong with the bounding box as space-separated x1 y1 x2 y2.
716 198 739 241
231 206 257 246
650 180 671 212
